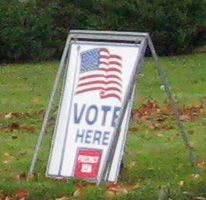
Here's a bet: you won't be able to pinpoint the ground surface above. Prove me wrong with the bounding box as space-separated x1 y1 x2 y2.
0 53 206 199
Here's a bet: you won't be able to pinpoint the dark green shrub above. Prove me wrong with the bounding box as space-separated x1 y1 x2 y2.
0 0 206 62
0 0 56 62
80 0 206 55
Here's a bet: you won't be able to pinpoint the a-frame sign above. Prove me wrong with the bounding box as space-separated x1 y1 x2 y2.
29 30 199 185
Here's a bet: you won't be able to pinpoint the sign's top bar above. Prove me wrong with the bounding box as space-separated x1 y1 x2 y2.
70 30 148 37
69 30 149 43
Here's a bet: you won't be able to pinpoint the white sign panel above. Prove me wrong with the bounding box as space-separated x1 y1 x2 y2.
47 41 141 182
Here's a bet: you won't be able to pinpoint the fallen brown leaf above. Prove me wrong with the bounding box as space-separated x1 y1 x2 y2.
129 127 138 132
32 97 40 104
128 161 137 168
27 173 36 181
191 197 206 200
157 133 164 138
75 183 95 189
57 179 67 183
151 124 161 130
15 190 29 199
3 160 11 164
180 115 191 121
4 197 12 200
14 173 36 181
125 183 139 192
73 188 84 197
16 173 27 181
179 180 184 187
55 197 70 200
188 130 195 135
115 187 128 195
120 168 129 176
190 174 200 179
161 125 174 130
4 113 13 119
23 126 36 133
105 190 116 198
11 123 20 130
107 183 119 191
107 183 128 195
169 133 180 141
197 161 205 169
184 192 206 200
3 152 10 157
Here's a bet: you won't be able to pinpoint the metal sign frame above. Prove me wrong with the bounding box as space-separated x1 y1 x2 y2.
29 30 199 185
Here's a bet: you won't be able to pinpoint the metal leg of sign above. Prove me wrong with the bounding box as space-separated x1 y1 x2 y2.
147 35 200 174
104 85 136 182
97 37 148 185
28 34 72 175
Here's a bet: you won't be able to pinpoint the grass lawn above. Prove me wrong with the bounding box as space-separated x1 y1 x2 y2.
0 53 206 200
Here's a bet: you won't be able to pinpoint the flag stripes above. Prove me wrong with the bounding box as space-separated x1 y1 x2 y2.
75 48 122 101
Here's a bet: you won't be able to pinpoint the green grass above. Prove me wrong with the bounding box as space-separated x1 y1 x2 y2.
0 53 206 199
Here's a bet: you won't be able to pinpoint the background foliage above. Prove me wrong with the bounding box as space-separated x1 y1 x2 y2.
1 0 206 62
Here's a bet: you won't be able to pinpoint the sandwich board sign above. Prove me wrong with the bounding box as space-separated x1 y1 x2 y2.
46 31 148 183
30 30 199 183
30 30 147 184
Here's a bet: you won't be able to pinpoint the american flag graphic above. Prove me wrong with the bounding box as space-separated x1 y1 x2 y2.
75 48 122 101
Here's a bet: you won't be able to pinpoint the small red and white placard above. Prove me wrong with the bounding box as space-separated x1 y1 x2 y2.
74 148 102 179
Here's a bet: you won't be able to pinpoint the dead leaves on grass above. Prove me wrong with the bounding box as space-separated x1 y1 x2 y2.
15 173 36 182
0 190 30 200
197 161 206 170
1 100 204 134
72 183 95 197
183 191 206 200
130 100 205 139
1 112 29 120
105 183 128 197
107 183 139 195
15 190 30 199
0 110 45 133
0 110 44 121
0 174 37 199
0 101 205 199
71 182 139 198
132 100 205 128
0 123 36 134
55 197 70 200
